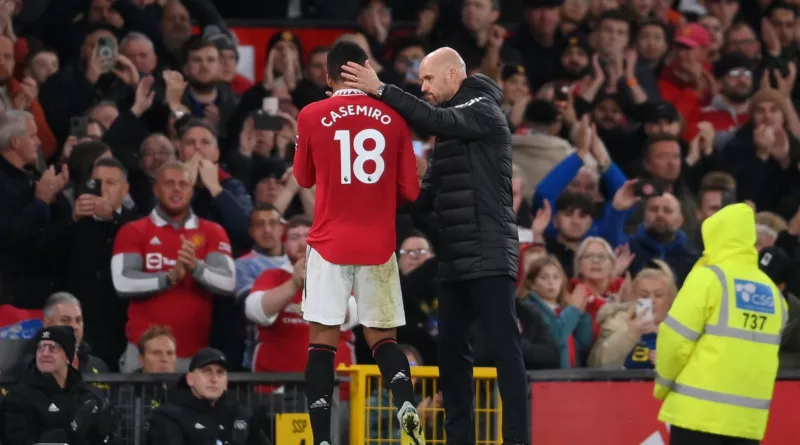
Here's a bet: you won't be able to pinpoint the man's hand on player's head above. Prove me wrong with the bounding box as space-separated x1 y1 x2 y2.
341 60 383 95
292 256 306 288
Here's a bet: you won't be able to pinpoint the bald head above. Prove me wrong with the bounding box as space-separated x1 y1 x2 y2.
423 47 467 77
419 47 467 106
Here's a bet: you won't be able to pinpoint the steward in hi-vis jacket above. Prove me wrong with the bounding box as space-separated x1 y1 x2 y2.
654 203 787 444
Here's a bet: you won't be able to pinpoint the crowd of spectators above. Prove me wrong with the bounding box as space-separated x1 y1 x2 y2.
3 0 800 440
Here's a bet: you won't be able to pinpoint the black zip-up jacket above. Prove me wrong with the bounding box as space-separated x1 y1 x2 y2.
147 389 269 445
380 74 519 281
1 366 116 445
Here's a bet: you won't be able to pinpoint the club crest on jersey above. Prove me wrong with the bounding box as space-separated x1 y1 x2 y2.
190 234 205 249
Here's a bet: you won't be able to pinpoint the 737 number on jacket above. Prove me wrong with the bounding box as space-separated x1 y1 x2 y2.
335 129 385 184
742 312 767 330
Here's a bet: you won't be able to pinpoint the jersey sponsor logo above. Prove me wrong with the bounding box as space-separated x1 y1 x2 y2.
145 253 177 270
285 303 303 315
734 279 775 314
146 253 163 269
454 96 485 109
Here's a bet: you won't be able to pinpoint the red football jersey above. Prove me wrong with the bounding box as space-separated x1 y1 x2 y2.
250 268 355 397
112 212 232 357
250 268 354 374
294 89 420 265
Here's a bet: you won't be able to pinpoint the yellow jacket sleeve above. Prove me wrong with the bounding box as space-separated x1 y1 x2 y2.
654 266 716 400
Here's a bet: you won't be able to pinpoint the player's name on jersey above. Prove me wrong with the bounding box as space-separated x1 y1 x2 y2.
321 104 393 127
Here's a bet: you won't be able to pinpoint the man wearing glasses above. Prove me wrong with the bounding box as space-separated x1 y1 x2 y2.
398 233 434 276
2 326 119 445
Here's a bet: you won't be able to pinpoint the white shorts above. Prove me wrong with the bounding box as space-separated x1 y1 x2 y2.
302 246 406 329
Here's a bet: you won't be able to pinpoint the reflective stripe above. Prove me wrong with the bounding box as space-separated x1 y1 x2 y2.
706 265 730 325
672 383 771 409
705 324 780 344
655 372 673 388
663 315 701 341
704 265 784 345
655 373 770 409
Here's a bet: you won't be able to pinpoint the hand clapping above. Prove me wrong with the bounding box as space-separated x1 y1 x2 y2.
178 235 197 272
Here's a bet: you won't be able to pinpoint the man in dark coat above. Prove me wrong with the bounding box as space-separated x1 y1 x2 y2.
341 47 528 445
147 348 268 445
2 326 119 445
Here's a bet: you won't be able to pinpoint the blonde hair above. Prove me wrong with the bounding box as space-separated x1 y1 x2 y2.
632 263 678 304
756 211 788 236
574 236 616 278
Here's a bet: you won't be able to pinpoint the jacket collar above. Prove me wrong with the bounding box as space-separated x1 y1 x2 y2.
333 89 366 96
150 208 199 229
0 152 32 178
23 365 83 393
173 386 228 415
634 224 688 254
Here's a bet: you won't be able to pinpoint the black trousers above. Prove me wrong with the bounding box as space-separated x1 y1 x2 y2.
438 275 528 445
670 426 759 445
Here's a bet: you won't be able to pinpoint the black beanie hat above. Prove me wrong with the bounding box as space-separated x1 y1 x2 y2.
35 326 77 364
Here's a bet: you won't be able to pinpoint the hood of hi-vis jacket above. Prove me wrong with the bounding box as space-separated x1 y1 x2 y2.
697 203 758 268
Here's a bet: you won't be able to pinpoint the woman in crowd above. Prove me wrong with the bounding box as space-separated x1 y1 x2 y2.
569 236 627 332
519 256 593 368
588 262 677 368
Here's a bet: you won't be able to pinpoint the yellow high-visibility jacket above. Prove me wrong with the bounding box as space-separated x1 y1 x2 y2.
654 203 787 440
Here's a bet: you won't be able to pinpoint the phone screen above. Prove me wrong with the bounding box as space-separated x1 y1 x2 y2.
262 97 279 115
79 178 102 197
406 59 421 82
412 140 425 157
96 36 116 73
636 298 654 322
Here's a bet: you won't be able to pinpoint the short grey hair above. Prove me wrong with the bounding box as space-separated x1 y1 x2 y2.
140 133 176 155
0 110 33 150
120 31 154 51
43 292 82 321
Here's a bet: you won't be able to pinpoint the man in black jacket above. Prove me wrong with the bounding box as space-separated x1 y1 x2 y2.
147 348 268 445
53 157 138 369
0 110 71 309
2 326 119 445
342 47 528 445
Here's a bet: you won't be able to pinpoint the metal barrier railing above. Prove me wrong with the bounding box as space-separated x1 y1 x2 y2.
3 369 799 445
0 373 334 445
341 365 501 445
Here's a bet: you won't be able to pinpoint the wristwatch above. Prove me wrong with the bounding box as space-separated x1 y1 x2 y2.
375 84 386 99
